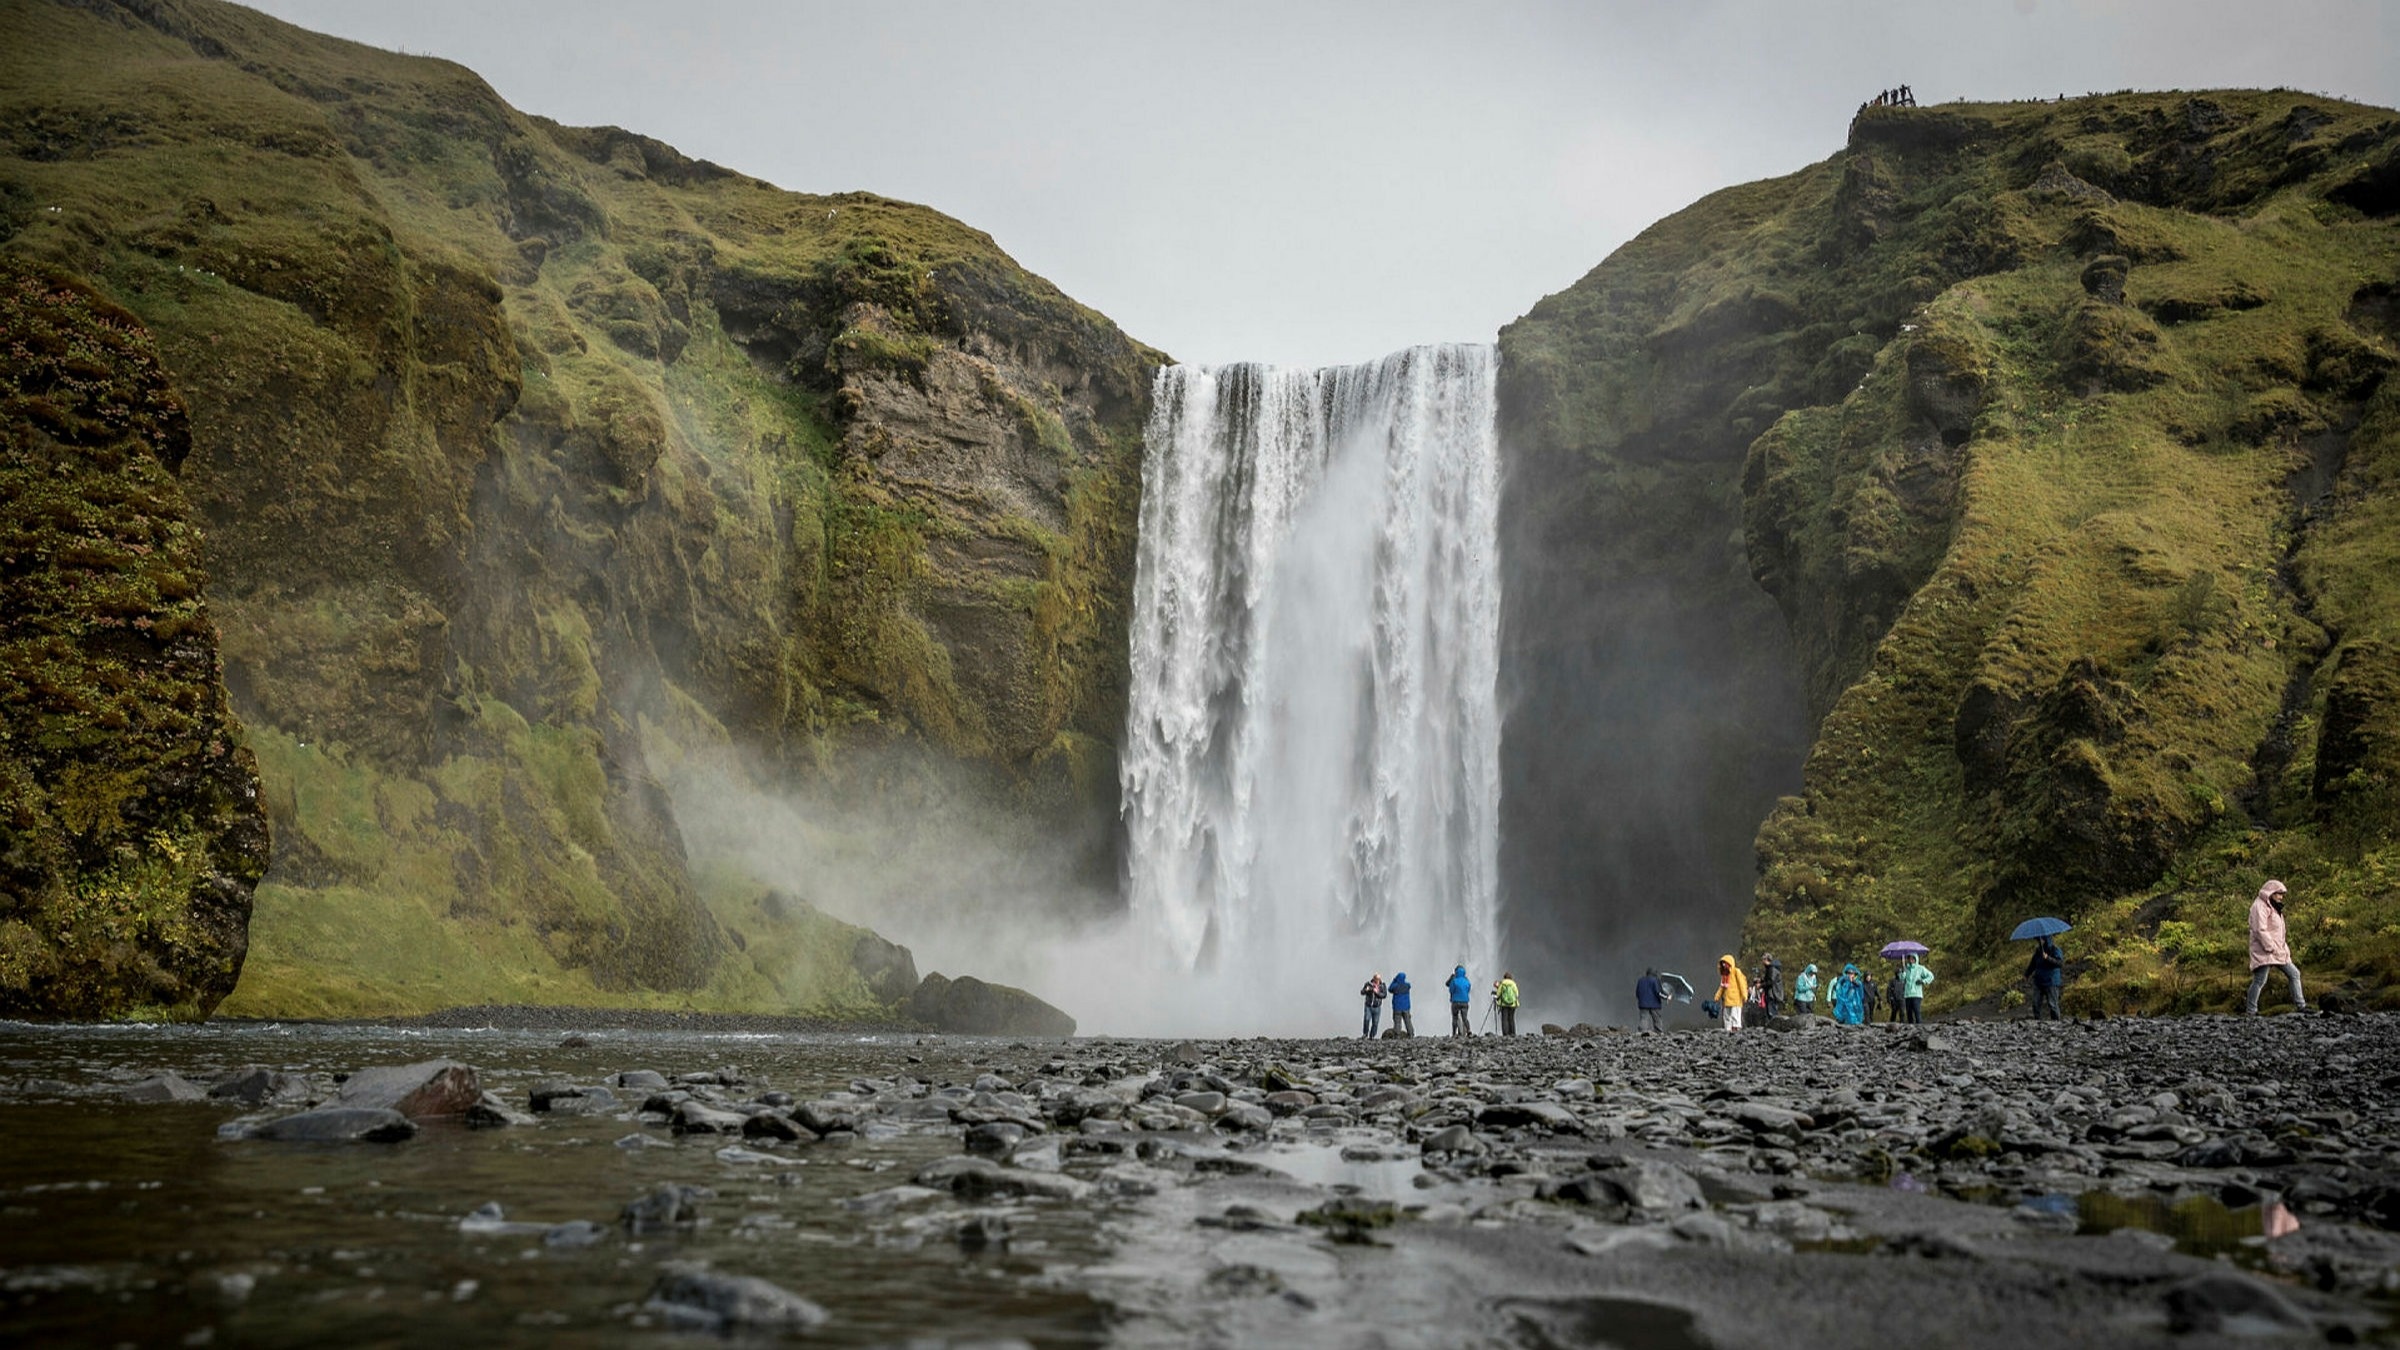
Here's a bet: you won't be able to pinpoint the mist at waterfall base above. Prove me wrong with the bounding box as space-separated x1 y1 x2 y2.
1116 346 1503 1037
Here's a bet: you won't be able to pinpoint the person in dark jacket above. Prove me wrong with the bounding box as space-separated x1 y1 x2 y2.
2026 937 2064 1021
1360 973 1387 1038
1885 970 1906 1022
1634 969 1665 1033
1446 965 1473 1037
1389 972 1414 1037
1757 954 1784 1017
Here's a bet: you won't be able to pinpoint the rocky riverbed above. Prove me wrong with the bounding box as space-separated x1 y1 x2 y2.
2 1012 2396 1346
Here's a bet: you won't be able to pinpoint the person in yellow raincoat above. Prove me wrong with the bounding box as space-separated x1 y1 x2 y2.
1715 955 1749 1032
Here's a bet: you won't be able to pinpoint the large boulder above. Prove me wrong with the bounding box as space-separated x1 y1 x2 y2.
904 973 1075 1037
335 1061 482 1119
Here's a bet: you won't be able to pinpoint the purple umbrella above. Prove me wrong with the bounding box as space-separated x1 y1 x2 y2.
1880 940 1929 960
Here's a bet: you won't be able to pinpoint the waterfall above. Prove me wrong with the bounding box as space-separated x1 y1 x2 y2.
1119 344 1502 1033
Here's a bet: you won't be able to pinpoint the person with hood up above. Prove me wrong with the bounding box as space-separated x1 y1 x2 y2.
2246 880 2307 1015
1831 964 1867 1024
1494 972 1521 1037
1757 954 1784 1017
1792 963 1820 1017
1897 952 1935 1023
2026 936 2065 1021
1389 972 1414 1037
1360 972 1387 1039
1861 969 1883 1022
1714 955 1749 1032
1634 968 1665 1033
1884 969 1905 1022
1446 965 1473 1037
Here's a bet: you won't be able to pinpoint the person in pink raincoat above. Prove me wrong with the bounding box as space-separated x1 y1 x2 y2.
2245 879 2308 1015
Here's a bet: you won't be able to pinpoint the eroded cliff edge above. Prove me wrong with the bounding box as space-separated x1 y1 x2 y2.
1501 91 2400 1011
0 0 1158 1016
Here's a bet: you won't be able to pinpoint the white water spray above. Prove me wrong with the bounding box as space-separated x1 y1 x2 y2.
1116 344 1503 1035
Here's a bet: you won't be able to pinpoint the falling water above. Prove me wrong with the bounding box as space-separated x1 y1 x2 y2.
1119 344 1502 1034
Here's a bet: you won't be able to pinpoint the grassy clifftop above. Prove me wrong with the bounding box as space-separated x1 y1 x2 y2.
1504 90 2400 1013
0 0 1159 1017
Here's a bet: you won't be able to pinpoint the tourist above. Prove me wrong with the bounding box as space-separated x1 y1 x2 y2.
1447 965 1473 1037
1758 954 1784 1017
1715 955 1748 1033
1360 972 1387 1038
1885 969 1906 1022
1389 971 1414 1037
1634 968 1665 1033
2026 936 2064 1021
1898 952 1935 1023
1831 964 1867 1024
1861 969 1882 1022
1494 971 1520 1037
2246 880 2308 1015
1793 962 1819 1017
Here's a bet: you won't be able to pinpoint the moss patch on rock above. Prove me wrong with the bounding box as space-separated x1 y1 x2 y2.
0 263 269 1019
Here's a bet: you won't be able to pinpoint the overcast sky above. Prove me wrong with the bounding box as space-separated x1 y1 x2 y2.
248 0 2399 368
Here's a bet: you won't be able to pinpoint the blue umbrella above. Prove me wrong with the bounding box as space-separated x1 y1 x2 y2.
1880 940 1929 959
2010 917 2072 941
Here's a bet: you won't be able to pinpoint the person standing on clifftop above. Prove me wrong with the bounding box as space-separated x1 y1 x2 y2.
1635 969 1665 1033
1494 972 1520 1037
1898 953 1935 1024
2246 880 2308 1015
1360 973 1387 1039
1446 965 1473 1037
1715 956 1749 1033
1389 972 1414 1038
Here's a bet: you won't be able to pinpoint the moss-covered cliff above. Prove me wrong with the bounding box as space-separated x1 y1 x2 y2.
0 263 269 1017
1503 91 2400 1013
0 0 1159 1017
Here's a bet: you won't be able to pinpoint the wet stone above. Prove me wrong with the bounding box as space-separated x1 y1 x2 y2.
244 1107 416 1144
642 1264 828 1334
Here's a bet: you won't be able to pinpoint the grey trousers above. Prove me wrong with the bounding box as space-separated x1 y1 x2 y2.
2246 963 2305 1013
2032 984 2061 1020
1637 1008 1663 1033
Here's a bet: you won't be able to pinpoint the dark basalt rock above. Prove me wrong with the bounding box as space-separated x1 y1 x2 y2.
905 972 1075 1038
642 1264 828 1334
244 1107 416 1143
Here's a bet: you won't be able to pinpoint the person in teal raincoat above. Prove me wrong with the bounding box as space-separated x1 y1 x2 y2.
1792 963 1820 1016
1831 964 1867 1025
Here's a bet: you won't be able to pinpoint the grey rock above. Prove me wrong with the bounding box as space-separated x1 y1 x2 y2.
207 1067 306 1106
643 1263 828 1334
465 1092 537 1128
741 1111 807 1143
336 1061 481 1120
246 1107 416 1143
122 1073 207 1103
620 1183 712 1233
2162 1272 2312 1335
670 1101 747 1135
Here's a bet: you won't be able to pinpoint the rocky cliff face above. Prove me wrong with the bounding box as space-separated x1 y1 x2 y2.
1503 91 2400 1012
0 0 1157 1017
0 264 269 1017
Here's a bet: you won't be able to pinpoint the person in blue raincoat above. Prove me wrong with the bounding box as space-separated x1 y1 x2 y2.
1831 964 1867 1025
1446 965 1473 1037
1389 972 1415 1038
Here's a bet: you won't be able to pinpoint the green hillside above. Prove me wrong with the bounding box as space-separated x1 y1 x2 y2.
1504 92 2400 1013
0 0 1159 1017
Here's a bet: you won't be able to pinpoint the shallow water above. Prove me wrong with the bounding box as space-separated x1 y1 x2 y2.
0 1020 1112 1347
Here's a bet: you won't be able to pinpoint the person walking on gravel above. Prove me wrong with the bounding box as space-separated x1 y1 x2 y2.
1360 973 1387 1038
2245 879 2308 1015
1635 969 1665 1033
1446 965 1474 1037
1389 972 1414 1038
1897 952 1934 1023
1715 955 1749 1033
